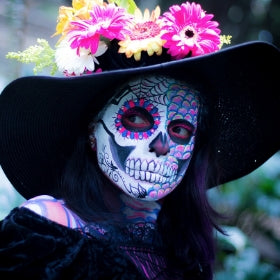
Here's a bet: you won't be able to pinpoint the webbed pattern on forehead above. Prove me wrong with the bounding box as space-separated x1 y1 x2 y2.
127 76 172 105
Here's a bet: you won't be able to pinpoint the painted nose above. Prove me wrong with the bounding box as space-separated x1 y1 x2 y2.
149 132 170 157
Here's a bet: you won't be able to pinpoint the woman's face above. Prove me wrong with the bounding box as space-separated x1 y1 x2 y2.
93 75 200 201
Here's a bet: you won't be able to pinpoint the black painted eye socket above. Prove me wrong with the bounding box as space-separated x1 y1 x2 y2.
121 107 154 132
168 119 194 144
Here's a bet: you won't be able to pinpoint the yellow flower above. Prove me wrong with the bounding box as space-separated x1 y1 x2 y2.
53 0 104 38
118 6 165 61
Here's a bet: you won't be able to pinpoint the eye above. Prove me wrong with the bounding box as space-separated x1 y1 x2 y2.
121 107 154 132
168 119 194 144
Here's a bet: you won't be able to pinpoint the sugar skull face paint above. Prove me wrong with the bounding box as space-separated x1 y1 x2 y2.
93 75 200 201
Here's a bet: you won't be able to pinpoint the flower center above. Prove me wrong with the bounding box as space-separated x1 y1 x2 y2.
185 28 195 38
130 21 160 40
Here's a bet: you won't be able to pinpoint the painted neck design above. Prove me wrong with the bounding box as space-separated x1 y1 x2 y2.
119 193 162 225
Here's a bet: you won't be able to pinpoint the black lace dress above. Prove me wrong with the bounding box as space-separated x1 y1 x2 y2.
0 207 207 279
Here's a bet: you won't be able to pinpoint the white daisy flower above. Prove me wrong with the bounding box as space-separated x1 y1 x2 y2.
55 37 107 75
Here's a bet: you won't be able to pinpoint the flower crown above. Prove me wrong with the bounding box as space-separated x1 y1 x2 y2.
7 0 231 76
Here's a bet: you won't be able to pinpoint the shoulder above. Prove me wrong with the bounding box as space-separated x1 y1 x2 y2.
21 195 85 228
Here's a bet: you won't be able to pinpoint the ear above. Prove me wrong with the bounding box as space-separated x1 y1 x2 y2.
88 122 97 151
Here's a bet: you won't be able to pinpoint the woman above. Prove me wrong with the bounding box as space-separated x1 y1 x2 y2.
0 1 279 279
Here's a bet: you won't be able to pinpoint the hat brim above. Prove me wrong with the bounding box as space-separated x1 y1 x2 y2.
0 41 279 199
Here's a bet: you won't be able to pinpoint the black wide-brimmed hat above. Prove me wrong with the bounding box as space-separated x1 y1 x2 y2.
0 41 280 199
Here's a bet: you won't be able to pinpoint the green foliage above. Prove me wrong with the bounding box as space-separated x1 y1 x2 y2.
215 245 280 280
109 0 138 14
220 35 232 48
210 153 280 279
6 39 57 75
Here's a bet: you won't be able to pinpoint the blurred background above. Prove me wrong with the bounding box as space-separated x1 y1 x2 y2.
0 0 280 279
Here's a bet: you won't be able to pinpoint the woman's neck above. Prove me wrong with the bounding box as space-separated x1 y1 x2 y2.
119 193 162 225
102 179 162 225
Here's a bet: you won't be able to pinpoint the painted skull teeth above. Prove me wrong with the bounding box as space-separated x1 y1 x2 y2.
125 158 177 183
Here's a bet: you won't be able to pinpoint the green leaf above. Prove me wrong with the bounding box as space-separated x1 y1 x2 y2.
108 0 138 14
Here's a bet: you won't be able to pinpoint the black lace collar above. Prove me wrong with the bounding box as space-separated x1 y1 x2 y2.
81 221 157 246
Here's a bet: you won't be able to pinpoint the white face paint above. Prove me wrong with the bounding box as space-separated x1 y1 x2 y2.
93 75 200 201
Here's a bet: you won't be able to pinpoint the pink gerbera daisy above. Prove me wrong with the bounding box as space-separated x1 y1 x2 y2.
161 2 221 59
67 3 132 55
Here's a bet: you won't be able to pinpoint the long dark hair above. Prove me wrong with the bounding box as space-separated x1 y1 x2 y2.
60 84 223 279
154 90 222 278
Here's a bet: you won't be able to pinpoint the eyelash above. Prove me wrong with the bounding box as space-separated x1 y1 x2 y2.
168 120 194 144
115 99 160 140
121 107 154 132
